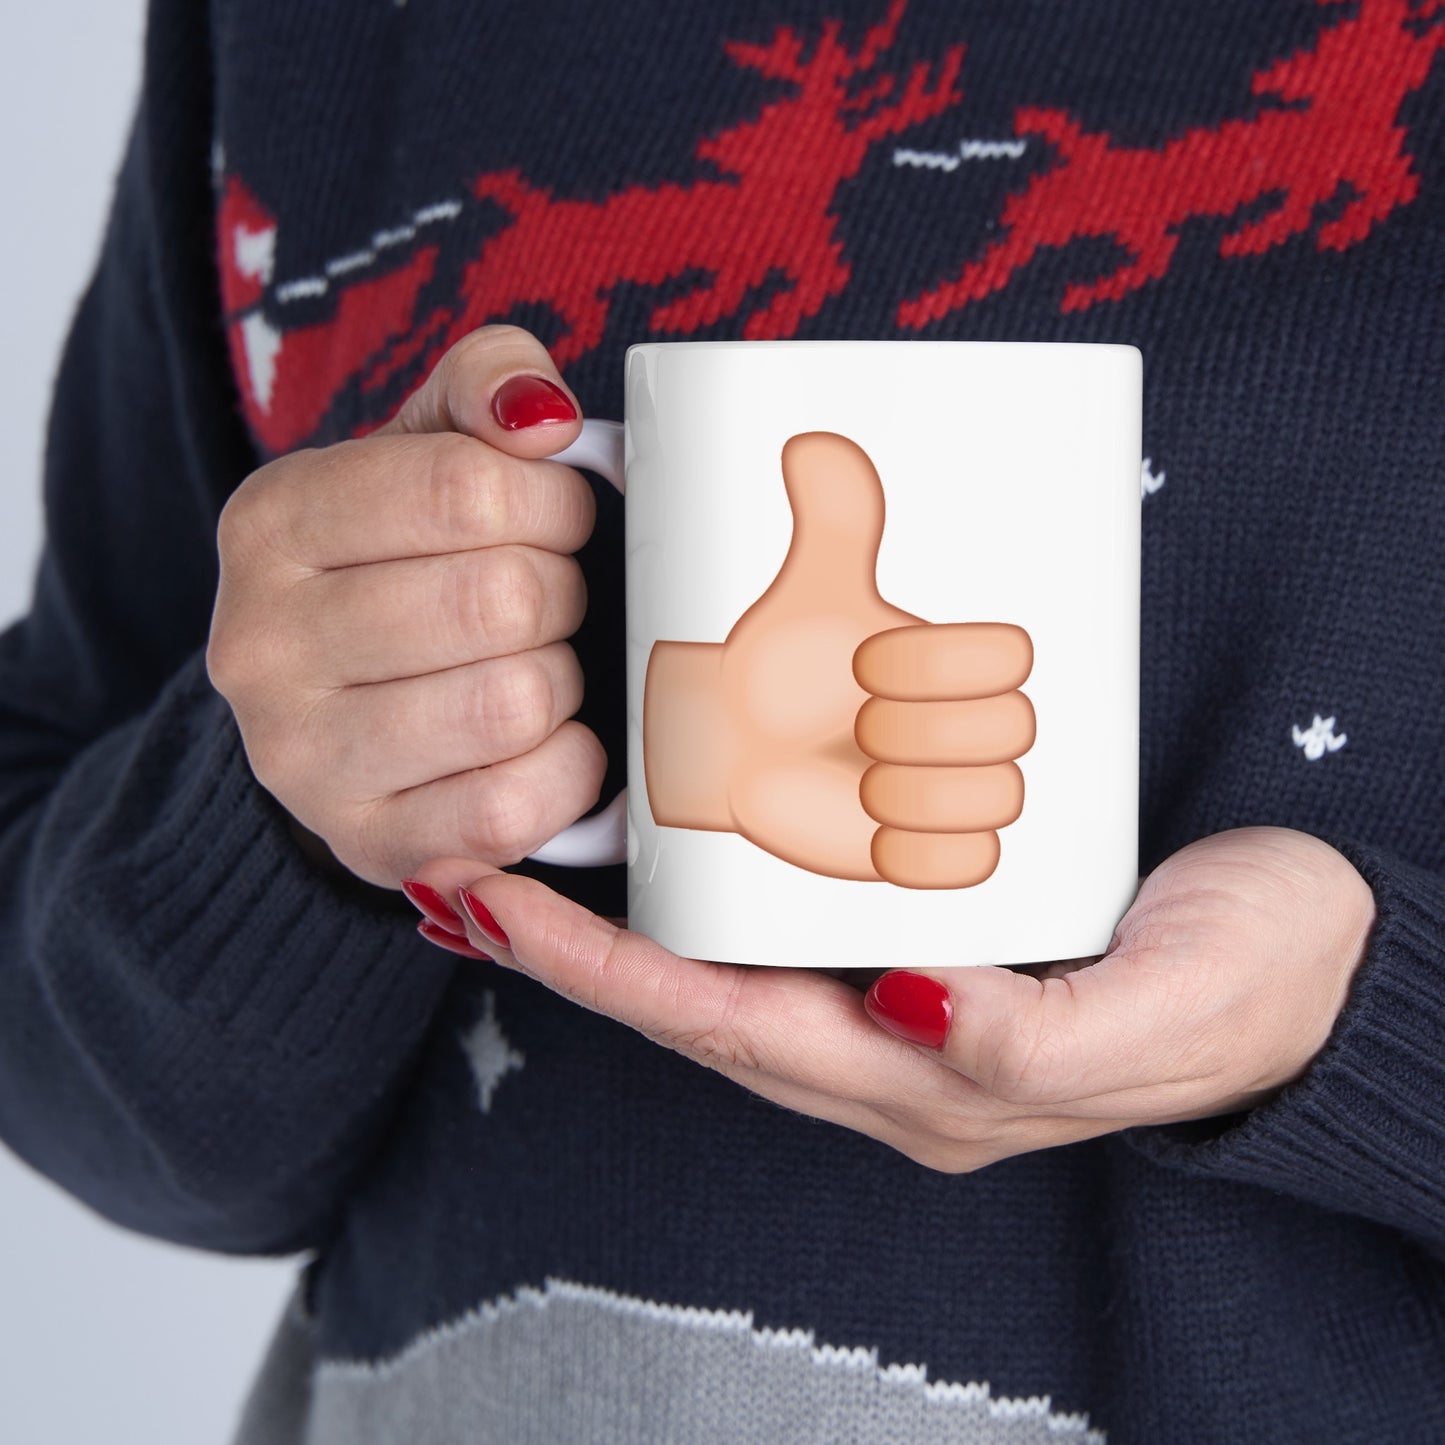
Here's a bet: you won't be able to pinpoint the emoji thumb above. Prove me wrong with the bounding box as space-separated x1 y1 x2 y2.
775 431 888 601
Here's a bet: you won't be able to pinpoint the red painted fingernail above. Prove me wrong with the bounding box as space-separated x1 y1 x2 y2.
864 971 953 1050
458 888 511 950
401 879 466 935
491 375 577 430
417 919 493 961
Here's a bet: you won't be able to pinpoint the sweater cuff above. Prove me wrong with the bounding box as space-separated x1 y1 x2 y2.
63 652 450 1063
1124 840 1445 1247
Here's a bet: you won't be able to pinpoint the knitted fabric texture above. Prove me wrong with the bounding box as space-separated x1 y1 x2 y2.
0 1 1442 1441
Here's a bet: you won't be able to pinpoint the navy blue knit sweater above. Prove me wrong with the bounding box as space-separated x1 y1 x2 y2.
2 0 1444 1440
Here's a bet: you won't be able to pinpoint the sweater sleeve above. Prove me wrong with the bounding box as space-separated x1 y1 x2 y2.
1125 840 1445 1256
0 0 453 1255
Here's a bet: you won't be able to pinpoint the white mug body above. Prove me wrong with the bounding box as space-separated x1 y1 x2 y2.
623 340 1140 969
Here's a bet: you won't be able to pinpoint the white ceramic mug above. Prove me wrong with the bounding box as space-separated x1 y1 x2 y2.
536 340 1140 969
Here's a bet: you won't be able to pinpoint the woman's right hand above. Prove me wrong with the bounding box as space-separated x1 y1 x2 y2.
206 325 604 888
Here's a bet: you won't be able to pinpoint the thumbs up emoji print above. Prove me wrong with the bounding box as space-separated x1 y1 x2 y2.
643 432 1035 888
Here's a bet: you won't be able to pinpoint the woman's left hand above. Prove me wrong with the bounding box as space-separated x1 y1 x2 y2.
406 826 1376 1171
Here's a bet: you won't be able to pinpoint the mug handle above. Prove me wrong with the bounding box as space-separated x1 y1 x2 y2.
526 418 629 868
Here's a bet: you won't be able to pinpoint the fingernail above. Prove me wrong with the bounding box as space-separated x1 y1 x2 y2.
491 375 577 430
417 919 493 961
458 888 511 951
864 971 953 1049
401 879 466 935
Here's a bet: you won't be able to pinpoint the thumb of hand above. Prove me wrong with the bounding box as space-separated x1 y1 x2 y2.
769 432 888 604
377 326 581 459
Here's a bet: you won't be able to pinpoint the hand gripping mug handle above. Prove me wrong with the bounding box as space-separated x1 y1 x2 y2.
526 418 628 868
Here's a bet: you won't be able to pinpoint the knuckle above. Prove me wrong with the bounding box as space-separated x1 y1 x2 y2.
242 693 339 824
348 796 405 883
460 768 547 865
214 475 267 570
673 1026 760 1075
432 329 491 399
447 548 540 656
448 718 602 866
242 724 294 797
426 439 530 546
575 720 609 791
216 452 312 567
977 1009 1066 1106
424 434 490 531
471 657 554 754
464 322 540 355
874 1085 1011 1173
206 590 306 704
550 720 608 814
213 491 248 566
204 616 241 695
904 1139 994 1175
480 549 545 647
564 922 641 1020
551 641 587 715
439 556 490 655
658 972 758 1075
899 1137 967 1173
205 609 269 701
889 1103 1013 1173
437 325 545 402
298 691 368 782
555 556 589 633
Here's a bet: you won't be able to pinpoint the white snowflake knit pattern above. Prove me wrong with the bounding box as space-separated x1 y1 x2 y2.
459 992 525 1114
1292 714 1347 760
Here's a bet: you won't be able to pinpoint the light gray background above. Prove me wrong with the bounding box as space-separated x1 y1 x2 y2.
0 7 296 1441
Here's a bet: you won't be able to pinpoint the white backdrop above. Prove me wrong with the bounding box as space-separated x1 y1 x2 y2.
0 7 296 1442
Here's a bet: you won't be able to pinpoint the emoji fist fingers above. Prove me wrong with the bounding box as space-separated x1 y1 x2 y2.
853 622 1032 701
860 761 1024 832
870 826 1001 889
860 759 1020 889
853 618 1033 889
855 691 1036 766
